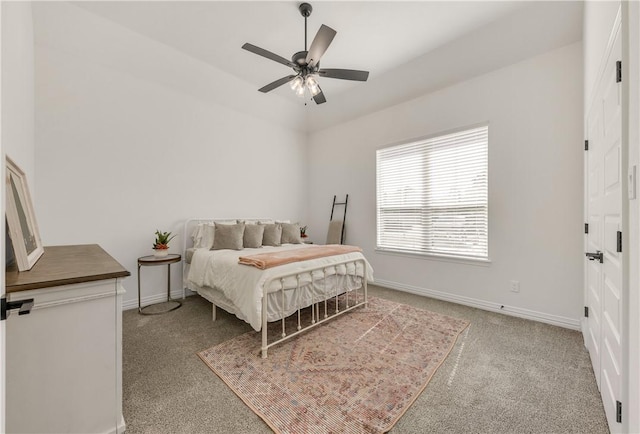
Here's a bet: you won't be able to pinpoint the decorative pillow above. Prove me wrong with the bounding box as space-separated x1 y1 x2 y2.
243 224 265 248
193 220 236 249
281 223 302 244
212 223 245 250
191 223 205 247
200 224 216 249
261 223 282 247
192 223 214 249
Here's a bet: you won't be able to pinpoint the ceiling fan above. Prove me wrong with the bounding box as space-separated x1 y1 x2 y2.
242 2 369 105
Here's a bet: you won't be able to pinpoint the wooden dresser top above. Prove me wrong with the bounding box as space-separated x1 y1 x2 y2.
6 244 130 293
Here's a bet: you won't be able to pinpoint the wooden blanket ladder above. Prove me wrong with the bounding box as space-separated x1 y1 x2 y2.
328 194 348 244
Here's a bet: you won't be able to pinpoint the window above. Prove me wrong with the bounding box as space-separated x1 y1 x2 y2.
376 125 488 260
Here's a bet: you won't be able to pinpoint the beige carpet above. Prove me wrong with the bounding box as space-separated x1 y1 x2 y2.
198 295 469 434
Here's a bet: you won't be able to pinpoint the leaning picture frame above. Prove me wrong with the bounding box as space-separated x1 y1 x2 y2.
5 156 44 271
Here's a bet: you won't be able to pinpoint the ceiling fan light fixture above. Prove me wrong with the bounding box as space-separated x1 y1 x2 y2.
295 82 306 97
305 74 321 96
290 75 304 91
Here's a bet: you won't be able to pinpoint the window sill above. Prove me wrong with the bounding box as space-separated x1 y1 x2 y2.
375 248 491 267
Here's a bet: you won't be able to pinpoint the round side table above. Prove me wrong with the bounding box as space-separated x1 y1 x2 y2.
137 253 182 315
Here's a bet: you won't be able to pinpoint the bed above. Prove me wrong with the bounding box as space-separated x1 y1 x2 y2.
183 218 374 358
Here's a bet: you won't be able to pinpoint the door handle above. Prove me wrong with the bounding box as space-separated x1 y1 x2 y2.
585 251 603 263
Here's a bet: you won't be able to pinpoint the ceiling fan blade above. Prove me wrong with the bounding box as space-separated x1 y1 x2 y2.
306 24 337 68
318 68 369 82
242 43 296 68
258 75 297 93
313 87 327 105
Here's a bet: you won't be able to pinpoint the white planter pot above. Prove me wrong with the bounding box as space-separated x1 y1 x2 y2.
153 249 169 257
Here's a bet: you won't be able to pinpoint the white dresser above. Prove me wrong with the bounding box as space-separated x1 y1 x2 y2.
5 244 129 434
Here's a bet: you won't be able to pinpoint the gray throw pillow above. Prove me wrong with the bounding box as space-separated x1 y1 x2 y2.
261 223 282 246
243 224 265 248
212 223 245 250
281 223 302 244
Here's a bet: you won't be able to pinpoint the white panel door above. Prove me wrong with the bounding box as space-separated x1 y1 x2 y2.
585 22 624 433
1 6 6 430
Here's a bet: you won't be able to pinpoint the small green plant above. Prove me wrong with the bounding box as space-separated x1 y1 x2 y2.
300 225 308 238
153 230 176 250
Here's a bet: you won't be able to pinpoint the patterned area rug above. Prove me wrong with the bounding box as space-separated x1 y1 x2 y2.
198 296 469 434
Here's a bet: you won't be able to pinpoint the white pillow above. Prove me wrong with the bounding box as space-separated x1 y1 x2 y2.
199 224 215 249
191 223 208 248
191 224 203 247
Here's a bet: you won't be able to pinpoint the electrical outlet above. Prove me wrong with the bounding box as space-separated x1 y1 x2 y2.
510 280 520 293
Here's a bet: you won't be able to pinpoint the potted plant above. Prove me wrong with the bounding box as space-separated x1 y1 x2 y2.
153 230 176 257
300 225 308 239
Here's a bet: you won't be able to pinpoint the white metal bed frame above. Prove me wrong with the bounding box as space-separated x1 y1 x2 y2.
260 259 367 358
183 218 368 358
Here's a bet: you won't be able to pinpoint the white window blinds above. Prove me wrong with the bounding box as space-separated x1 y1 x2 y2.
376 125 488 259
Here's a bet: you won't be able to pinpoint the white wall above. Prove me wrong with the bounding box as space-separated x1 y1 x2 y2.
307 43 584 327
2 2 35 180
33 4 307 308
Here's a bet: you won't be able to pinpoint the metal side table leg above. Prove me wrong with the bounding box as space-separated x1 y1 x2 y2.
138 263 142 313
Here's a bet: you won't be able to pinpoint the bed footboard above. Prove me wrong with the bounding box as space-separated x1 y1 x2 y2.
260 258 368 358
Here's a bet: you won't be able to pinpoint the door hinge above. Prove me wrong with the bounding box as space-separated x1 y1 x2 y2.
585 223 589 234
584 140 589 151
616 400 622 423
0 296 34 321
617 231 622 253
584 306 589 318
616 61 622 83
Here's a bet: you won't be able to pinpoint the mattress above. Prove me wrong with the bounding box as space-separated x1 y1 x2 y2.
185 248 197 264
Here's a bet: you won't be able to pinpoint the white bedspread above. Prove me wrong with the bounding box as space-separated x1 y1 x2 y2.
188 244 374 331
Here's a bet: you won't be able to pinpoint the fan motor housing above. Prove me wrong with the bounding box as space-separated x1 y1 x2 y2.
292 51 320 75
292 51 308 66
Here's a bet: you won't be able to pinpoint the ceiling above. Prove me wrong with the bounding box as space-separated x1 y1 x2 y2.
62 1 583 131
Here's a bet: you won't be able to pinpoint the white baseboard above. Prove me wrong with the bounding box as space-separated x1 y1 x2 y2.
123 282 581 330
374 279 581 330
105 416 126 434
122 290 185 311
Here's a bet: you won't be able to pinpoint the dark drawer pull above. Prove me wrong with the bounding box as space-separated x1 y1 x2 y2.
0 298 35 321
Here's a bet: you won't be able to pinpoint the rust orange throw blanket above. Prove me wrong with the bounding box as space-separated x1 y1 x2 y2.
238 245 362 270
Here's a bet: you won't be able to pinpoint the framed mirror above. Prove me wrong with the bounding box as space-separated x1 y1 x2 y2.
6 156 44 271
